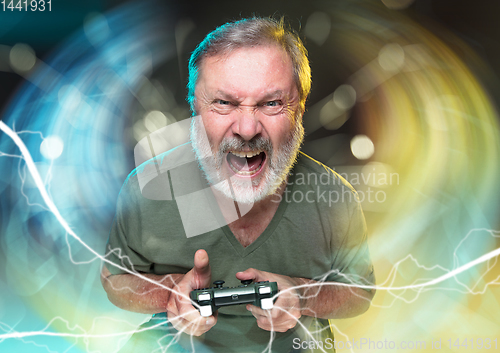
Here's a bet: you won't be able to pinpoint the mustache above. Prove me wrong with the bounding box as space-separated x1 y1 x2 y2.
218 136 273 154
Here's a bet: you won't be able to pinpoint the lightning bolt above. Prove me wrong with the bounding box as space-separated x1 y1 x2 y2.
1 119 500 353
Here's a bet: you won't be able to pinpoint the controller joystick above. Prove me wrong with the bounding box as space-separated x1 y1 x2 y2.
213 280 225 288
190 280 278 317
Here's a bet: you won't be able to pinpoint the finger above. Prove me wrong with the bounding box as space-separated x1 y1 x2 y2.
169 315 197 335
168 302 217 336
235 268 261 282
193 249 211 288
254 311 299 333
257 319 297 333
247 304 265 317
249 305 282 321
194 249 209 272
180 315 215 335
167 293 196 324
183 313 217 336
179 303 214 325
178 290 217 325
185 317 216 336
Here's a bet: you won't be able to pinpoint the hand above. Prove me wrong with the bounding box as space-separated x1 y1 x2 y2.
166 249 217 336
236 269 302 333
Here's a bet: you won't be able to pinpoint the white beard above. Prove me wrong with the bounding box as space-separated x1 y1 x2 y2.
190 115 304 204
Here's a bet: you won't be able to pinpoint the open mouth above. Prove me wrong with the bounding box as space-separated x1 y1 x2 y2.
226 150 266 176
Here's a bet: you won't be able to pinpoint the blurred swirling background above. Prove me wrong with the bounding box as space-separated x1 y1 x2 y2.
0 0 499 352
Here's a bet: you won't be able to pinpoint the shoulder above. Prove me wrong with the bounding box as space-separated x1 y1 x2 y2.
293 152 358 196
286 152 364 226
120 142 197 201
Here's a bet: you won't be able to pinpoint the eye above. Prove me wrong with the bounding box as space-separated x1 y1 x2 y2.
263 100 281 107
212 99 235 115
259 100 284 116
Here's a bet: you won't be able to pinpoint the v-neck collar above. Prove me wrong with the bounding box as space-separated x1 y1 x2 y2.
220 193 290 257
212 174 297 257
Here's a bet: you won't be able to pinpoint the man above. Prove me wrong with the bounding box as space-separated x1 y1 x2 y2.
102 17 375 352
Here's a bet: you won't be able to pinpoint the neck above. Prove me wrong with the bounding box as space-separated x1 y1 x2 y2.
211 182 286 247
211 181 286 231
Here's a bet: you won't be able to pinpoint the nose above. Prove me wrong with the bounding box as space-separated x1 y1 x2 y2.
231 107 262 141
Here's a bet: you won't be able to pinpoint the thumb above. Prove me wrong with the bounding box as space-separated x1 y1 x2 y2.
193 249 211 288
235 268 261 282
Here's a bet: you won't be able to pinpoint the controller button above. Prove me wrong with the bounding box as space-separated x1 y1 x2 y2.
258 287 271 294
241 279 253 285
199 305 213 317
213 280 225 288
199 293 211 301
261 298 273 310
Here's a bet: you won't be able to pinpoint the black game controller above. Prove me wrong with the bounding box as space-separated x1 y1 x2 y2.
190 280 279 317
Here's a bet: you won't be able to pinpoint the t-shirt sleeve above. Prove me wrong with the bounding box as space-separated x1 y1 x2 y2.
327 187 375 292
104 176 154 275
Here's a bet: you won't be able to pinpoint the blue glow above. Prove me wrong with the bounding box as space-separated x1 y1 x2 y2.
0 1 174 351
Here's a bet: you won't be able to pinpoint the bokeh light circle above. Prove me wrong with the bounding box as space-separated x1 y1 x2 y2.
350 134 375 160
40 136 64 160
9 43 36 72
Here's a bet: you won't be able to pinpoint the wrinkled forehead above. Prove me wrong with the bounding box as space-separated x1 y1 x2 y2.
196 45 296 91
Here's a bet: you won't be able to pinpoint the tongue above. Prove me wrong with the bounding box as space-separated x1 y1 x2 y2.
228 153 264 172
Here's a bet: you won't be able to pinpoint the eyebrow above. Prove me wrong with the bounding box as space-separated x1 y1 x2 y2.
214 90 285 101
214 90 237 101
261 90 284 101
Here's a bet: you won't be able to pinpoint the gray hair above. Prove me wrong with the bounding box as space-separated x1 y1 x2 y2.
187 17 311 117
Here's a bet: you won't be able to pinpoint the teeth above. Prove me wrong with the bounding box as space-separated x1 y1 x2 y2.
228 163 259 176
230 150 263 158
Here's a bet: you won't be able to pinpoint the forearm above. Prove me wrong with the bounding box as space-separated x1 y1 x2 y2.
101 265 184 314
293 278 375 319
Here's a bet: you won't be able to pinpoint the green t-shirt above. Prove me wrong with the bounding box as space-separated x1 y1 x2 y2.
106 143 374 352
